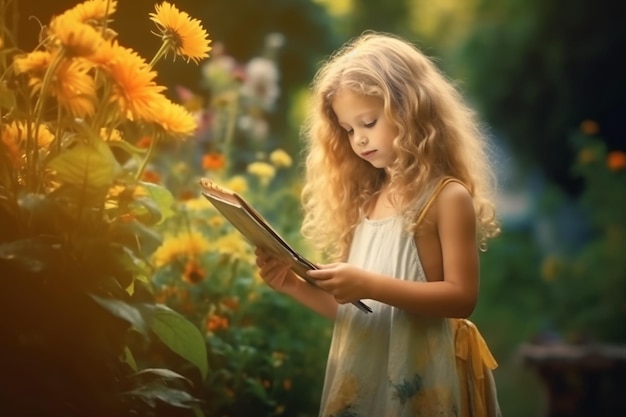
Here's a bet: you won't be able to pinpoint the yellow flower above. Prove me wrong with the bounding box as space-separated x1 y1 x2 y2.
269 148 293 168
54 59 97 117
13 50 51 79
225 175 249 195
577 148 596 165
100 42 165 121
207 215 225 228
1 121 54 159
49 14 103 57
14 50 96 117
541 255 564 282
214 231 252 261
181 195 213 212
100 128 123 142
247 161 276 185
145 94 197 137
150 1 212 64
62 0 118 24
153 230 211 267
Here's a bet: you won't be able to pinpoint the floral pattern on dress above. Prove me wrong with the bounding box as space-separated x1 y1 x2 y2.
325 374 359 417
390 373 423 405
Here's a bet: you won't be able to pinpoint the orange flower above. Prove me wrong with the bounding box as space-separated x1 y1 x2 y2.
141 170 161 184
607 150 626 171
221 297 239 311
136 136 152 148
282 379 292 391
202 152 226 170
182 258 205 284
178 189 195 201
205 313 229 332
580 119 599 136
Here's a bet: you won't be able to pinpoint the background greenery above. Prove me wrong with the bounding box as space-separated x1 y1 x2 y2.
7 0 626 416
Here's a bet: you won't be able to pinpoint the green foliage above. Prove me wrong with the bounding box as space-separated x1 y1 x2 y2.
150 172 331 417
540 130 626 342
0 1 211 415
455 0 626 193
144 34 332 416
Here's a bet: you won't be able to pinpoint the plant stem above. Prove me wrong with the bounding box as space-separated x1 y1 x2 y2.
149 40 171 68
134 134 157 181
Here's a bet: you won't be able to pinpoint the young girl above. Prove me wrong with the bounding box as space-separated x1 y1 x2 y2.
255 32 501 417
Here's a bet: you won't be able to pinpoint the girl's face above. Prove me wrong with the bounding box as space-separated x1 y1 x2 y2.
331 89 398 169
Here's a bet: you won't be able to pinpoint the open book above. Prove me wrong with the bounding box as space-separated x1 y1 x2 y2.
199 178 372 314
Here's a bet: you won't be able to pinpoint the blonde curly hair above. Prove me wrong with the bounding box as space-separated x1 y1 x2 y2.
300 32 500 261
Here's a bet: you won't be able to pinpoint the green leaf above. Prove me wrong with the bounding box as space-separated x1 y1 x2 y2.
90 294 149 335
149 304 209 380
123 346 138 371
138 181 176 224
48 138 122 190
124 384 202 409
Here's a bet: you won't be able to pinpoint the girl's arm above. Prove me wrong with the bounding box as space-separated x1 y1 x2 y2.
255 248 338 319
307 182 479 318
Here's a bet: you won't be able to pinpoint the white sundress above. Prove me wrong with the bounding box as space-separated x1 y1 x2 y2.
318 214 461 417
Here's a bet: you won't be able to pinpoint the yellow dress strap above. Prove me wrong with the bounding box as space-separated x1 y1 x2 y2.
415 177 463 227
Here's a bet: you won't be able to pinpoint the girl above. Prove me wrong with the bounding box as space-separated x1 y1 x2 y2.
255 32 501 417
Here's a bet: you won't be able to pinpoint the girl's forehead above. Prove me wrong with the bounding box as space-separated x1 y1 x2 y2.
332 90 382 112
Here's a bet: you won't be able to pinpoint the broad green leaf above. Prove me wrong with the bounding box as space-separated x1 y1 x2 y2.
48 139 122 190
129 368 194 391
124 385 202 409
138 181 176 224
90 294 149 335
150 305 209 380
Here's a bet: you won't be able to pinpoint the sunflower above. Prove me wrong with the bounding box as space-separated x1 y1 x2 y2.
1 121 55 167
149 1 211 64
152 231 211 268
62 0 118 24
100 42 165 121
14 51 96 118
13 50 51 79
49 14 103 57
53 59 97 118
145 94 198 137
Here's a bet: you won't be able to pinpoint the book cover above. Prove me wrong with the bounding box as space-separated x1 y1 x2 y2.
200 178 372 314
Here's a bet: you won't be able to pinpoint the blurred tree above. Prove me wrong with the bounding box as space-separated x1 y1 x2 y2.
456 0 626 195
350 0 411 37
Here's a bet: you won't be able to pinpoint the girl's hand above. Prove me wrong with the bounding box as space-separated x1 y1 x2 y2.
254 248 298 294
306 263 372 304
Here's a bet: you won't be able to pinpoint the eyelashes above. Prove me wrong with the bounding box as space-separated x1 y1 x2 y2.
344 119 378 135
